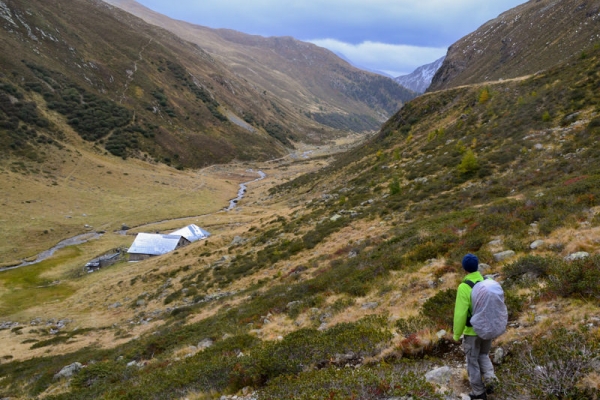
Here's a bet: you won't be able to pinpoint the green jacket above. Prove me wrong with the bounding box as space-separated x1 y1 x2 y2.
453 271 484 341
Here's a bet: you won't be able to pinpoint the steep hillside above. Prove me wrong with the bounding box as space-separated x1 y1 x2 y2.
395 56 445 94
429 0 600 91
1 34 600 400
0 0 315 168
103 0 416 132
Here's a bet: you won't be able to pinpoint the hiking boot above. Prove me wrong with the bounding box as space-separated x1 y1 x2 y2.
469 392 487 400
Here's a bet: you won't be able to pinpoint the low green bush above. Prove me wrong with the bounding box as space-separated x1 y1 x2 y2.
546 255 600 299
498 326 600 399
503 255 553 283
420 289 457 328
395 315 436 337
259 365 444 400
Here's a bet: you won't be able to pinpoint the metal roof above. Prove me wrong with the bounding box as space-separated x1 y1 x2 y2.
127 233 188 256
170 224 210 243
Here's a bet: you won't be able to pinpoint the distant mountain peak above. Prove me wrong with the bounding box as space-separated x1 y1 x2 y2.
394 56 445 94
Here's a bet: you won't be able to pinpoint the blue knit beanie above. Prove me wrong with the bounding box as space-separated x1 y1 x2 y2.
462 253 479 273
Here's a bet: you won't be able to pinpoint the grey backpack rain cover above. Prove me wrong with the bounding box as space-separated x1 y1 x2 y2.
470 279 508 340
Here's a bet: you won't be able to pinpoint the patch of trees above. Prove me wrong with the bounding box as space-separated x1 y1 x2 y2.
264 122 295 147
105 124 154 158
0 83 49 130
23 62 131 141
0 82 56 158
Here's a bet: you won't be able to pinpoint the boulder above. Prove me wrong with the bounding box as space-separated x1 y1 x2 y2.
493 347 505 364
198 338 214 350
54 362 83 380
361 302 378 310
425 366 451 385
493 250 515 262
230 236 244 246
564 251 589 261
530 240 545 250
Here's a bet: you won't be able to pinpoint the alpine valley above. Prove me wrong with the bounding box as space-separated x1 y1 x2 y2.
1 0 600 399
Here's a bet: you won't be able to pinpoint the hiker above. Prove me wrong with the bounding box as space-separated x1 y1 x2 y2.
453 253 498 400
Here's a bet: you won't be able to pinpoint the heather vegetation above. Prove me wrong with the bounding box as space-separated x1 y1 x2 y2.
2 0 600 398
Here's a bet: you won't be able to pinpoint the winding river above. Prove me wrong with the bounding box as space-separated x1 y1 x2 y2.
226 170 266 211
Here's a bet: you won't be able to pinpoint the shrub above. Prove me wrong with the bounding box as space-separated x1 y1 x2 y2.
503 255 553 282
388 177 401 195
259 365 444 400
499 326 599 399
546 255 600 299
420 288 456 328
395 315 436 337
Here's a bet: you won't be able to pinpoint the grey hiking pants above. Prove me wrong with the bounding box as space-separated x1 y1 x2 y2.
463 335 496 394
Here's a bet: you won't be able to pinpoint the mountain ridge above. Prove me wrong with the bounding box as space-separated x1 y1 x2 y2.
429 0 600 91
103 0 416 128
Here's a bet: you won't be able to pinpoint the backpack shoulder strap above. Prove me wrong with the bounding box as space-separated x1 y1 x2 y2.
463 277 488 288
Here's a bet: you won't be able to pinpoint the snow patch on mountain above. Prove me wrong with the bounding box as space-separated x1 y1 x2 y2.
395 56 445 94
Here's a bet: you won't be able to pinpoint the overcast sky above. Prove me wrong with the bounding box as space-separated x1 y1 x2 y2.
135 0 526 77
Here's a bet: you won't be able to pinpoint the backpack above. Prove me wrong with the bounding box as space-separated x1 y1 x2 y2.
464 278 508 340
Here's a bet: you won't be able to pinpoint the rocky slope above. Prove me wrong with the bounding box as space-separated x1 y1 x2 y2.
395 56 445 94
429 0 600 91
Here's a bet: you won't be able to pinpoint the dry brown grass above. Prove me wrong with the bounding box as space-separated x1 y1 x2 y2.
0 138 353 362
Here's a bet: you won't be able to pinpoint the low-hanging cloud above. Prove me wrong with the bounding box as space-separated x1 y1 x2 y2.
309 39 447 77
138 0 526 75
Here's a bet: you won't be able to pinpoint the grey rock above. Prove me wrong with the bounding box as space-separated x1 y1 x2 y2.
565 251 589 261
230 236 244 246
319 312 332 323
126 360 144 368
108 302 122 309
530 240 545 250
198 338 214 350
361 302 379 310
493 347 505 364
488 239 503 247
478 263 491 272
54 362 83 380
493 250 516 262
0 321 19 330
425 366 451 385
286 300 301 309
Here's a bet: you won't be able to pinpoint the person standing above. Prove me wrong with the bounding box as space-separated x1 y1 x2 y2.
453 253 497 400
